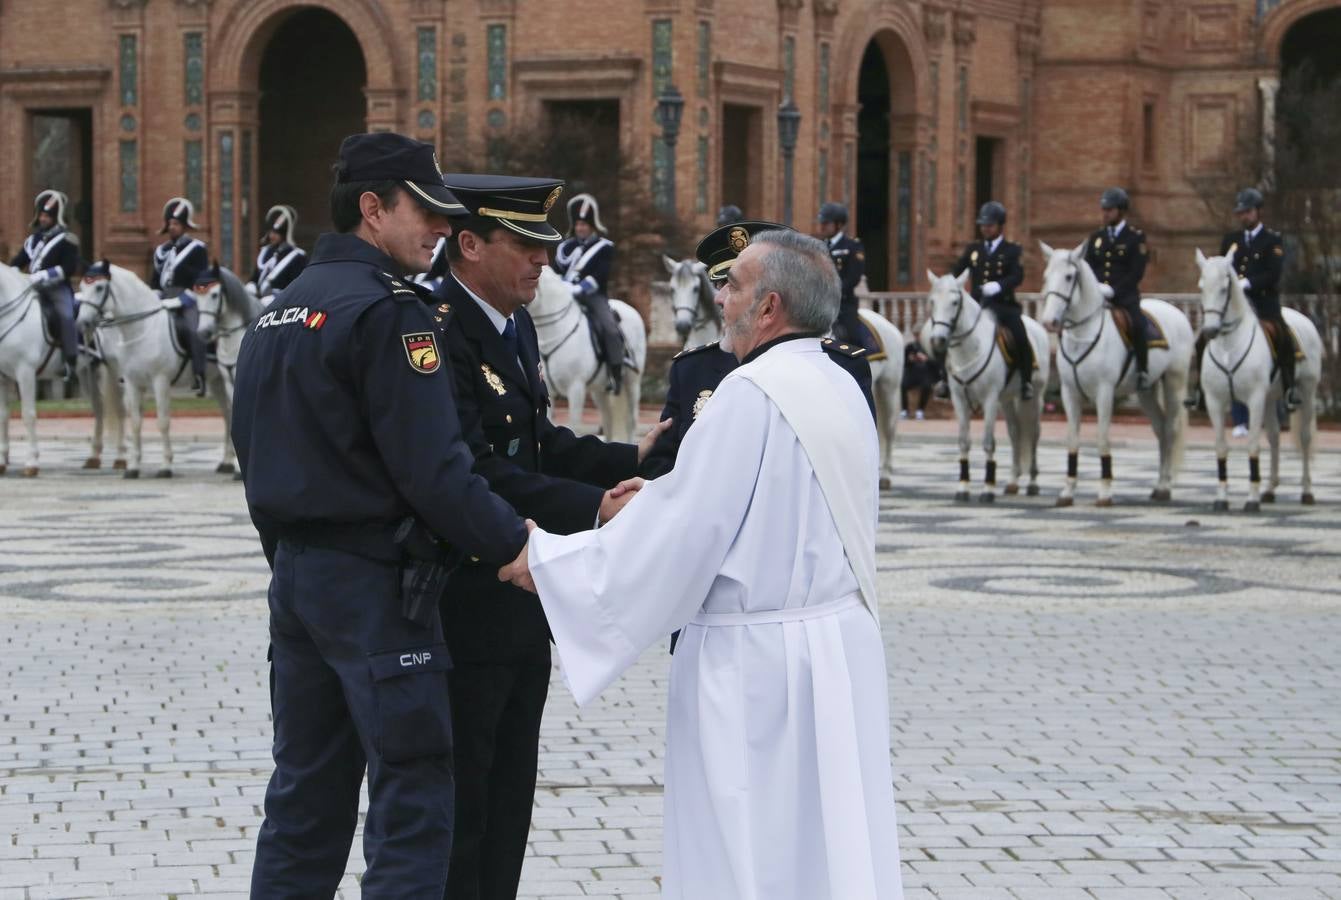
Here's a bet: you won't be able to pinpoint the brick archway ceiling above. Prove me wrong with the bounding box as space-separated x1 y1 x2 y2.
1262 0 1341 66
831 0 930 117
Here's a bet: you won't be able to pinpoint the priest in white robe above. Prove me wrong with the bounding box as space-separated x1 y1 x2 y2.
500 226 903 899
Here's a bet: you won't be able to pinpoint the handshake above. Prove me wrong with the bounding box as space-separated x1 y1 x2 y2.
500 476 647 593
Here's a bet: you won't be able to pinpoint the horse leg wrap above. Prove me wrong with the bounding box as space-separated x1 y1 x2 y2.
1249 456 1261 484
1217 458 1228 482
959 459 970 483
1066 452 1078 479
1100 455 1113 481
984 460 997 486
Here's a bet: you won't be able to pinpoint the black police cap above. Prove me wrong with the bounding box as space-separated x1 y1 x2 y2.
1234 188 1264 213
442 174 565 243
695 220 790 283
335 133 467 218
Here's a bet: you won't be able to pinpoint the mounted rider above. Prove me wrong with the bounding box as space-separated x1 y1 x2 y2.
1188 188 1298 412
150 197 208 396
553 193 625 393
816 201 867 349
1084 187 1150 391
249 205 307 304
9 189 81 384
953 201 1033 400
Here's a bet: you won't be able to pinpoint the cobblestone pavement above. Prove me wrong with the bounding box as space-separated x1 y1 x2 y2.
2 421 1339 899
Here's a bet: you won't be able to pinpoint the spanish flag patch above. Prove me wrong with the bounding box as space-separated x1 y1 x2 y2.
402 332 441 374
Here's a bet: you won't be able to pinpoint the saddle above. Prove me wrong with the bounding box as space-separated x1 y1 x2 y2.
994 326 1039 370
1110 306 1168 350
1260 319 1305 362
845 318 887 362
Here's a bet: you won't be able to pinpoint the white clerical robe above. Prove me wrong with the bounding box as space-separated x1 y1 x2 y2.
529 338 903 899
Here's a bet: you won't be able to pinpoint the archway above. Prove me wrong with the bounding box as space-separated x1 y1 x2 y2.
258 9 366 251
857 43 891 291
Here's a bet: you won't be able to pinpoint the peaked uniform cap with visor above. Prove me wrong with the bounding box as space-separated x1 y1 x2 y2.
565 193 607 235
31 189 70 230
695 219 789 285
160 197 201 234
334 132 469 219
442 174 566 243
1234 188 1265 213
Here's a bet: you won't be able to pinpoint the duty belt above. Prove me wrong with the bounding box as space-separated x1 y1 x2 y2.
277 518 455 566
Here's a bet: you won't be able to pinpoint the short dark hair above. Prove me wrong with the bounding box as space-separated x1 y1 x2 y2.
444 214 506 262
329 171 401 233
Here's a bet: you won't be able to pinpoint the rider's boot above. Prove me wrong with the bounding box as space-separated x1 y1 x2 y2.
193 373 208 397
1136 368 1151 392
62 358 78 387
607 360 623 396
1018 366 1034 402
1183 382 1202 410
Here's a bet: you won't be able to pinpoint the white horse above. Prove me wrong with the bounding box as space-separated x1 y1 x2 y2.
1193 249 1322 510
76 263 227 478
0 263 124 476
663 255 721 349
196 264 264 476
926 269 1049 502
529 266 646 443
1039 241 1194 506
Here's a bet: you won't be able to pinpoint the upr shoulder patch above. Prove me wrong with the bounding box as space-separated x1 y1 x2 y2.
402 332 441 374
673 340 721 361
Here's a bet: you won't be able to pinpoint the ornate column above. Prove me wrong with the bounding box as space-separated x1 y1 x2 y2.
1257 75 1279 185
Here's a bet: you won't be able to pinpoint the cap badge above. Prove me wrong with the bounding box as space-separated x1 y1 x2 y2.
728 227 750 255
481 363 507 396
692 389 713 419
544 186 563 212
438 303 451 314
402 332 441 374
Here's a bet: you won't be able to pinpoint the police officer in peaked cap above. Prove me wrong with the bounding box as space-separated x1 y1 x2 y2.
10 190 82 384
952 201 1033 400
232 132 535 899
816 202 867 349
1085 187 1152 391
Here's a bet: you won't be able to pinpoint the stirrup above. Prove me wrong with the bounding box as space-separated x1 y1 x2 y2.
1183 386 1201 410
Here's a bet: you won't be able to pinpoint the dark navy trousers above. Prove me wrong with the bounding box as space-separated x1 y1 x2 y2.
251 541 456 899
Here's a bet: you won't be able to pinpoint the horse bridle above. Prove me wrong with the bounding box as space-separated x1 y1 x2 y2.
195 281 248 337
1201 266 1243 334
929 287 981 347
1042 259 1103 329
80 273 163 328
673 270 721 332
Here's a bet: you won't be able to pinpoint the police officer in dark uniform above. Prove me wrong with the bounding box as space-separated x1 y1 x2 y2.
716 204 744 226
232 133 534 900
150 197 210 395
952 201 1033 400
433 174 664 900
816 202 866 348
249 204 307 301
641 220 876 481
1205 187 1298 410
552 193 626 392
10 190 81 384
1084 187 1151 390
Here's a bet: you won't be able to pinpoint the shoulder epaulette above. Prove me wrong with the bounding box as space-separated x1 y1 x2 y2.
375 269 424 300
821 337 866 358
673 340 720 361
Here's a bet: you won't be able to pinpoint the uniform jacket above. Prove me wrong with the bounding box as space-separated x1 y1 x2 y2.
953 239 1024 305
554 235 614 297
640 338 876 479
151 235 209 293
828 233 866 306
1084 223 1147 307
231 232 527 568
1220 227 1285 320
436 275 639 660
250 242 307 295
10 227 81 285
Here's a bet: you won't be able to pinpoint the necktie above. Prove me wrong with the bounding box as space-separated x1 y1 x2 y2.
501 317 519 364
1109 228 1116 241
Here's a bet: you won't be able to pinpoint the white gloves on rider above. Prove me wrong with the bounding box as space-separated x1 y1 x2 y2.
981 281 1002 298
28 270 50 286
1098 283 1115 300
1238 277 1251 293
244 282 259 297
568 282 584 297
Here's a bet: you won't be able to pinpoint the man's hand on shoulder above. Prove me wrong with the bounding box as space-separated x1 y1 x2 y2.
637 418 674 464
598 477 646 525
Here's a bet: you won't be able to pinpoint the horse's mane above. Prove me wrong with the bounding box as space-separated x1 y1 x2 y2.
218 266 263 321
0 262 28 295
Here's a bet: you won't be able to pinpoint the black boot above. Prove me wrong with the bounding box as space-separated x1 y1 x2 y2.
193 373 208 397
1019 369 1033 401
62 359 78 387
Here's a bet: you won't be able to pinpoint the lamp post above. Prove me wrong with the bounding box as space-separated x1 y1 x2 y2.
777 99 801 226
655 85 685 215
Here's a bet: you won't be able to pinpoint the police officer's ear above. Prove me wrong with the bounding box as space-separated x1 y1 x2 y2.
456 229 485 263
357 189 398 227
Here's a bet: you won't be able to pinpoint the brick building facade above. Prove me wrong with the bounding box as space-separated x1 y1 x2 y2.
1 0 1336 307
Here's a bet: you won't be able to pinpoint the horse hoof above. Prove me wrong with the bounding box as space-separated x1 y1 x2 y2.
82 457 102 470
155 469 173 479
112 459 128 470
1244 501 1261 513
979 492 995 504
1003 484 1020 496
878 477 893 491
1026 484 1040 497
1261 491 1276 504
1150 488 1171 502
954 491 970 503
233 471 244 482
22 467 38 478
1095 497 1114 508
1055 496 1074 508
1212 499 1229 512
216 462 236 475
0 465 6 476
123 469 140 480
1302 493 1315 506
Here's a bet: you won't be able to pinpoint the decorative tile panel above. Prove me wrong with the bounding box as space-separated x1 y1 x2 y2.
818 43 830 112
219 132 234 268
652 19 673 97
897 150 911 284
487 24 507 101
184 32 204 106
417 27 437 102
185 140 203 211
783 35 795 101
119 140 138 213
119 35 137 107
697 21 711 99
696 135 709 213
